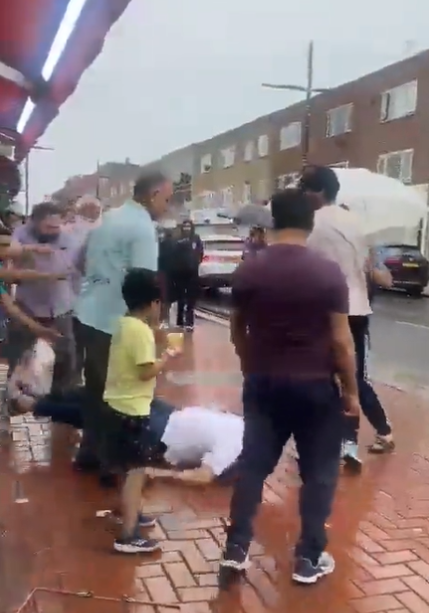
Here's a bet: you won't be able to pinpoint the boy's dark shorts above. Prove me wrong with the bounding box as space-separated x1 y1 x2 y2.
103 404 155 473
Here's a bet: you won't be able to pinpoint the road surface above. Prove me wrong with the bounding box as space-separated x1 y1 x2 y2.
201 290 429 393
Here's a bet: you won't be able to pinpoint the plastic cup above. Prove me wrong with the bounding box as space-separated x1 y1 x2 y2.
167 332 184 352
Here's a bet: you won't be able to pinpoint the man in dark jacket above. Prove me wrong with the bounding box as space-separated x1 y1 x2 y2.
173 220 203 330
158 228 178 325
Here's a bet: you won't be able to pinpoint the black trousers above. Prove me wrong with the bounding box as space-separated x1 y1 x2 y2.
343 316 391 442
226 374 343 563
175 271 199 327
74 322 112 469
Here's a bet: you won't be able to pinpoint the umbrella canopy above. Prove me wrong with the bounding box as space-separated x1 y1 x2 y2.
334 168 427 245
0 0 132 161
232 203 273 228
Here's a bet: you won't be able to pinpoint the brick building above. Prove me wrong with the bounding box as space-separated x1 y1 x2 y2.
191 116 273 211
52 159 141 209
191 49 429 203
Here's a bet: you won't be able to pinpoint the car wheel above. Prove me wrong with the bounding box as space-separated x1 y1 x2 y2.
407 287 424 297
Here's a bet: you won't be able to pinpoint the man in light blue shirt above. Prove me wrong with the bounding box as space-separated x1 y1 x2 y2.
74 171 172 480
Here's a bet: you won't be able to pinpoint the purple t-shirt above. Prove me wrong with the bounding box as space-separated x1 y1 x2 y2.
231 243 349 379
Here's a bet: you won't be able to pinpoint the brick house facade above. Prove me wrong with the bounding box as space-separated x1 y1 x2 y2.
191 116 274 211
192 49 429 202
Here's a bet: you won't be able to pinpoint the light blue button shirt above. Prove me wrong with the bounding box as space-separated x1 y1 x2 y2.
75 201 158 334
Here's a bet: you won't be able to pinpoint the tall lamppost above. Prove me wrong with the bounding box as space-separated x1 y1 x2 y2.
262 41 330 164
24 143 54 215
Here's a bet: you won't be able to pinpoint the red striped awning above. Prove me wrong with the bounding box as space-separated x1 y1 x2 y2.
0 0 132 161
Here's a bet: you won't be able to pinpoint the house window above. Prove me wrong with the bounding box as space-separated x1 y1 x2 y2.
277 172 299 190
279 122 302 150
326 104 353 137
257 134 269 157
221 146 235 168
257 179 270 200
244 141 254 162
377 149 413 184
243 182 252 204
200 154 212 173
220 186 234 206
329 161 349 168
380 80 418 122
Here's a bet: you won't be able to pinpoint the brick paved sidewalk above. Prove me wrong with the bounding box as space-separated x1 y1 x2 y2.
3 323 429 613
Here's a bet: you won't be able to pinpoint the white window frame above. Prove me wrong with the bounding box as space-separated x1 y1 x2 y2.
377 149 414 184
200 154 212 173
329 161 349 168
220 146 235 169
326 103 353 137
279 122 302 150
220 186 234 206
243 141 253 162
380 80 418 123
243 181 252 204
277 172 299 189
257 134 269 157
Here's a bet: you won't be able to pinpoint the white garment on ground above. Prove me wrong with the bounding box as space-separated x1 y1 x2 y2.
307 204 371 316
161 407 244 476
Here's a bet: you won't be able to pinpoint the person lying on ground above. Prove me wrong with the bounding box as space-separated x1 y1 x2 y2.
10 383 244 486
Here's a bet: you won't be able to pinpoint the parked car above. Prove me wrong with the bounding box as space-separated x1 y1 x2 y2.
199 235 244 290
376 245 429 296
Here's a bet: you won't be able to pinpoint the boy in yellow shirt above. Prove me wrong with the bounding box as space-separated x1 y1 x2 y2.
103 268 181 554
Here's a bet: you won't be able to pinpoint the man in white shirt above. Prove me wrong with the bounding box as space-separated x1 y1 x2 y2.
302 166 394 470
74 171 172 483
155 405 244 483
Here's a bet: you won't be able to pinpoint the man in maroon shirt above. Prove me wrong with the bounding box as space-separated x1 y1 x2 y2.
219 188 361 587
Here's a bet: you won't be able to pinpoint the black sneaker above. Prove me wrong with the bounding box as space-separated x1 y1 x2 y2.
113 512 157 528
218 544 250 589
292 552 335 584
114 536 161 554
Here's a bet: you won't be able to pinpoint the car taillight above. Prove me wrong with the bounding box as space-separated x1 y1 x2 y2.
202 255 222 262
385 257 401 265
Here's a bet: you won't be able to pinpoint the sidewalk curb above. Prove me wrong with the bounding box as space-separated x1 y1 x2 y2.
195 309 418 395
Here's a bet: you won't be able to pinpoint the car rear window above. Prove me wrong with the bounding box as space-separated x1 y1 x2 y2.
203 241 244 251
384 246 421 257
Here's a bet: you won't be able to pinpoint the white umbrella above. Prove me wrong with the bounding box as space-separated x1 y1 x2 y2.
333 168 427 246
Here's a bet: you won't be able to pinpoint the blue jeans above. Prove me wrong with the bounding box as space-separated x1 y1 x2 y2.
226 374 343 563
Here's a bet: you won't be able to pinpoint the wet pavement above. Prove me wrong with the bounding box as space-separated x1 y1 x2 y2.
202 290 429 391
2 321 429 613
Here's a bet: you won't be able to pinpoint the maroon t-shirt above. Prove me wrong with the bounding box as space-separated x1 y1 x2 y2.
231 243 349 379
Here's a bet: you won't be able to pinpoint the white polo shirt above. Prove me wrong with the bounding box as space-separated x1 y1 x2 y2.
307 205 371 316
161 407 244 476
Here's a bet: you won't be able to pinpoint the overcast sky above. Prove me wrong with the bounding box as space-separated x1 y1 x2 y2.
27 0 428 202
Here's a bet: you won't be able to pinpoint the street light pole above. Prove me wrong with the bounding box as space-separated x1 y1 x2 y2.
23 144 54 215
262 41 329 165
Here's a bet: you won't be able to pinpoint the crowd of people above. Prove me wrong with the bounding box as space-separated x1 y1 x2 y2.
0 164 397 589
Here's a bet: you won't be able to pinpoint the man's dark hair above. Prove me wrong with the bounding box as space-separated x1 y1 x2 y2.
133 170 167 201
31 202 60 222
122 268 161 312
299 165 340 203
270 188 315 232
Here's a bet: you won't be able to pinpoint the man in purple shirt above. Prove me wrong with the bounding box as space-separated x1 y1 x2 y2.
219 188 361 587
9 202 79 390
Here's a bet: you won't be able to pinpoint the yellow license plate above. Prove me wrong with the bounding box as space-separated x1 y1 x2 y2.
403 263 419 268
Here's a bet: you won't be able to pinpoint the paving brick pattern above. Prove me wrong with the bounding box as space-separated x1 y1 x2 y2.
2 326 429 613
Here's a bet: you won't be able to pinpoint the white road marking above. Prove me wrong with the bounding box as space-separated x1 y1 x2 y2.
395 320 429 330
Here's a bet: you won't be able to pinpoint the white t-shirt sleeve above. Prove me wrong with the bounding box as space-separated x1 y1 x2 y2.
201 421 243 476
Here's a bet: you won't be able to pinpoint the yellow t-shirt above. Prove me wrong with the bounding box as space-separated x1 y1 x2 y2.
103 316 156 416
